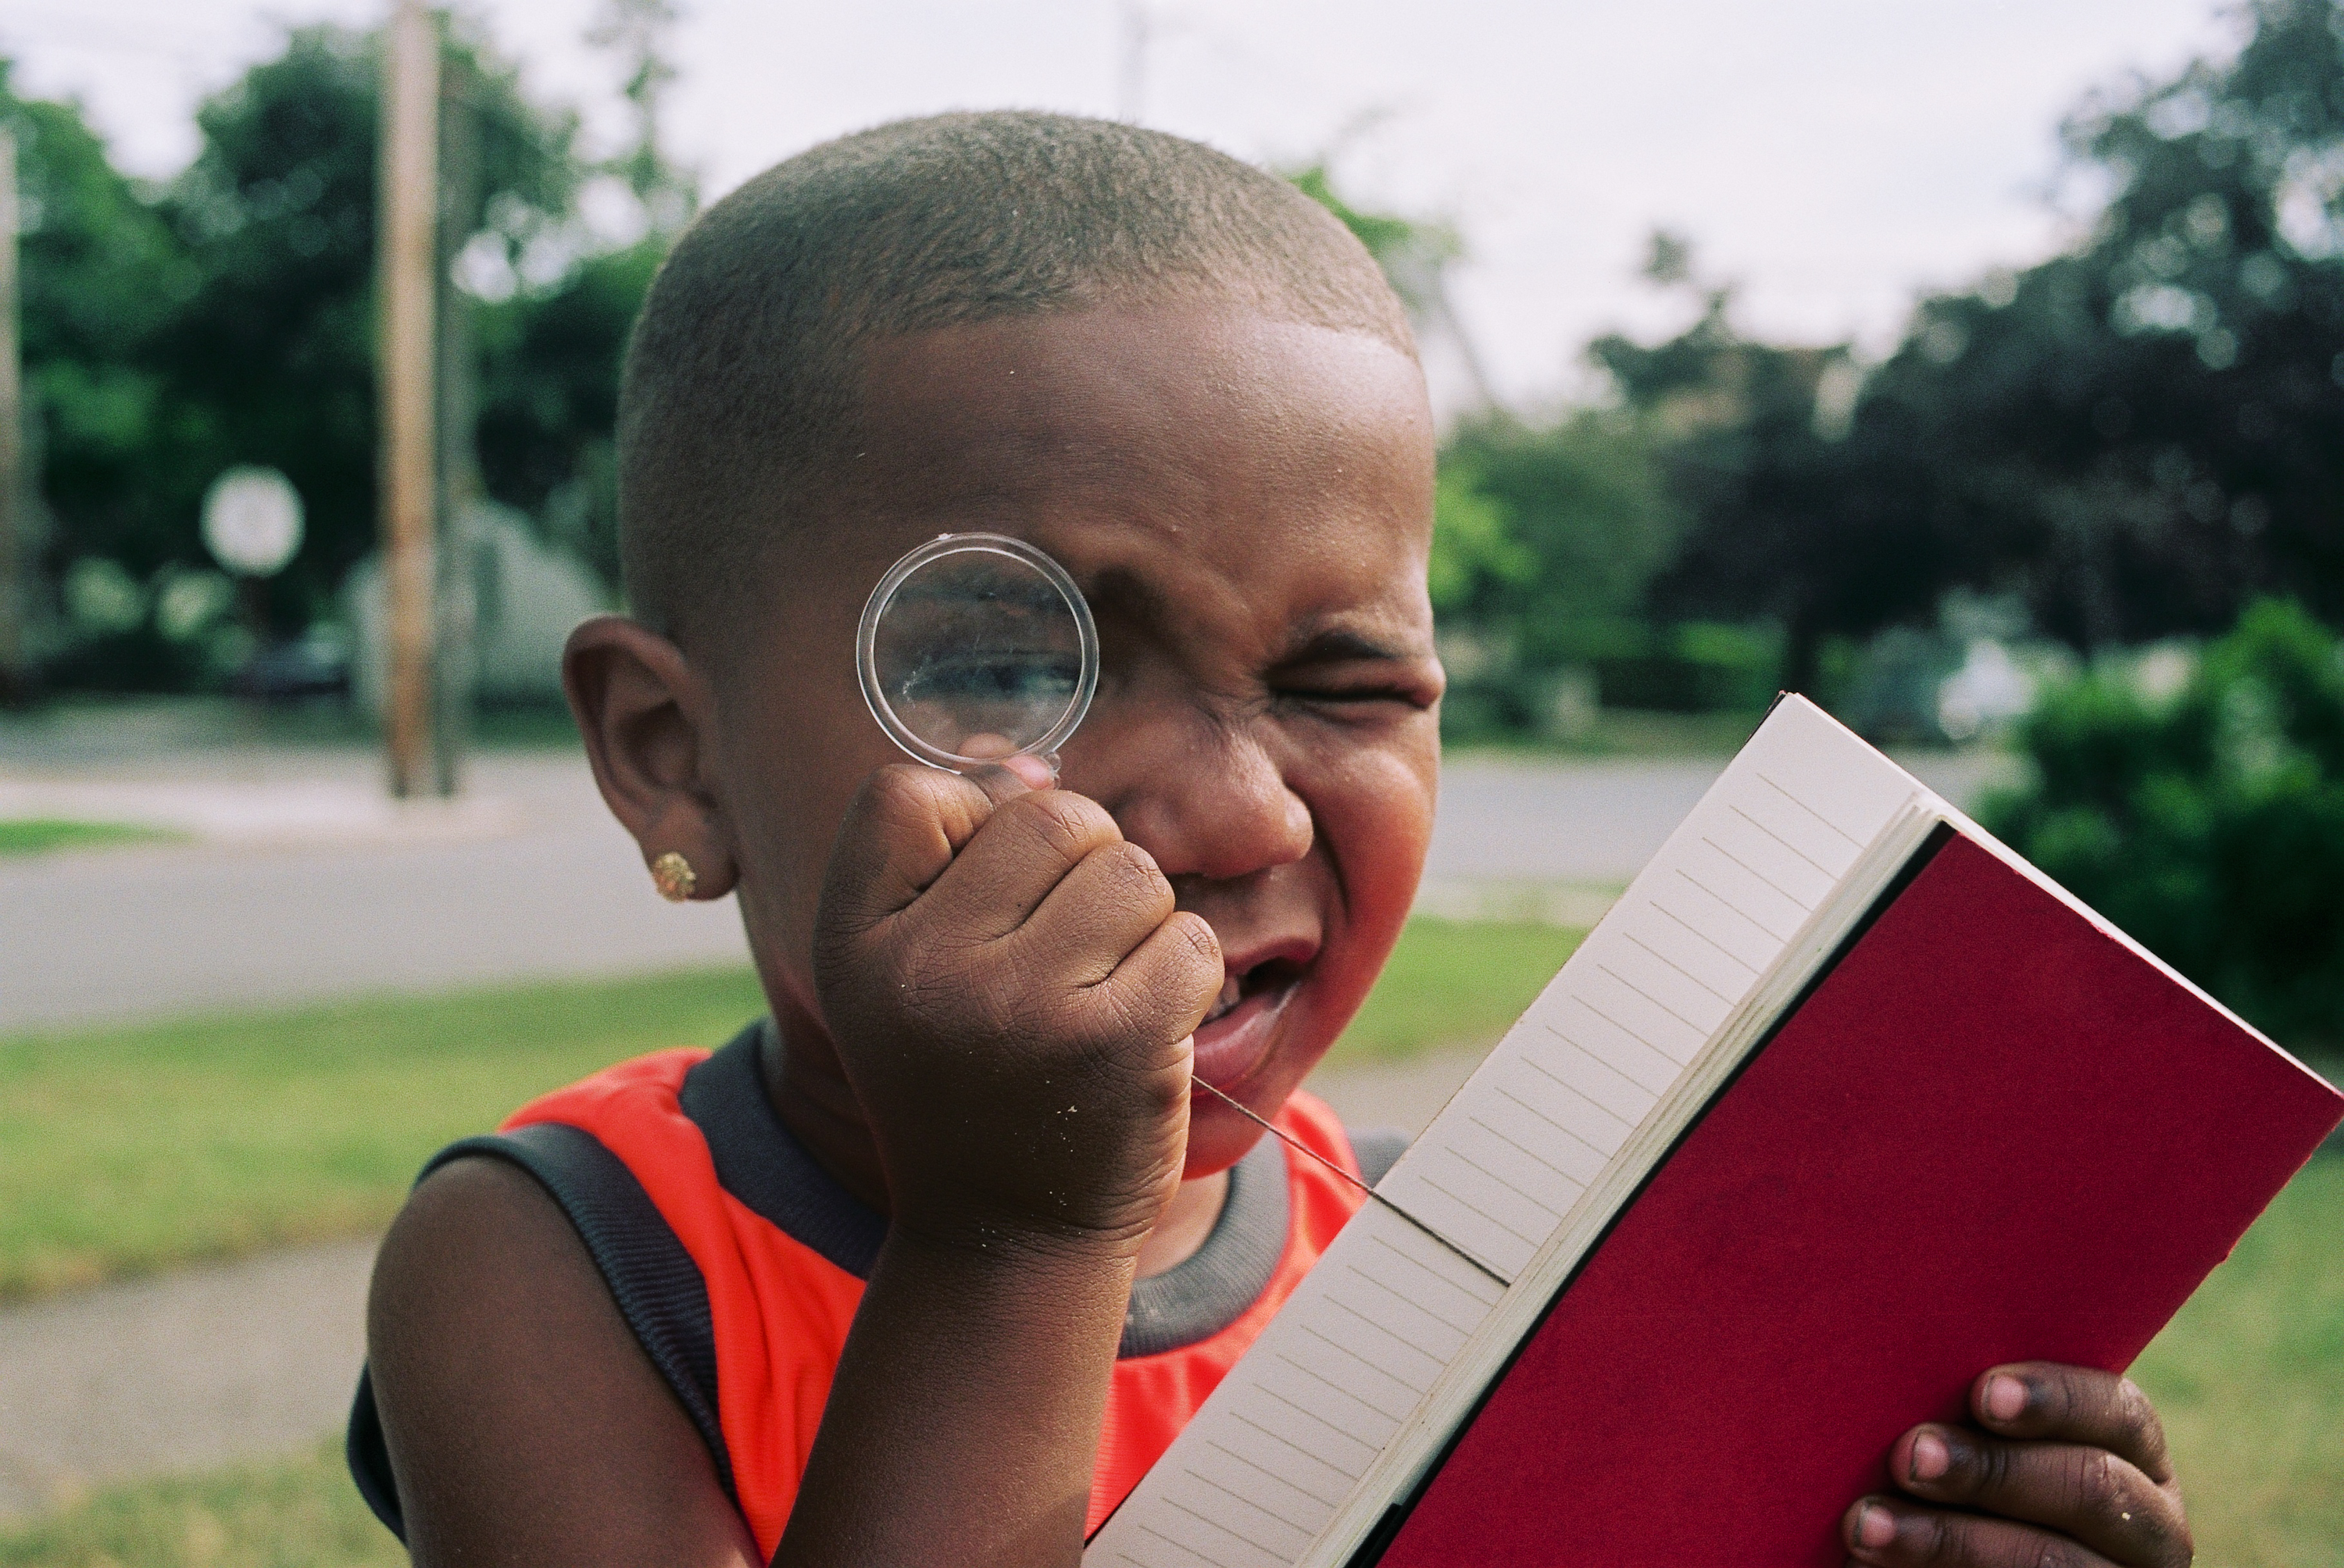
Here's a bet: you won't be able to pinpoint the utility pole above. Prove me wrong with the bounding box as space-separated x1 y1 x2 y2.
433 45 480 798
0 127 23 703
378 0 440 796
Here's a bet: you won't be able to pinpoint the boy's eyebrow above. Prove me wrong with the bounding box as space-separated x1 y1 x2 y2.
1080 568 1428 664
1277 627 1424 663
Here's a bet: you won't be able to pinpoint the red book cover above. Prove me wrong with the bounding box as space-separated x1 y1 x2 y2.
1376 833 2344 1568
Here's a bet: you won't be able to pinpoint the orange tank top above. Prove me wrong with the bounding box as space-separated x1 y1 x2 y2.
348 1022 1377 1559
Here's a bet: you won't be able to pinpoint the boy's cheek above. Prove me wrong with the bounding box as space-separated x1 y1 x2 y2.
724 709 911 985
1295 734 1441 1038
1315 729 1440 918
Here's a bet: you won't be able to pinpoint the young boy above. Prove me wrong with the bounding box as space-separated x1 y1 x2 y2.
352 113 2196 1568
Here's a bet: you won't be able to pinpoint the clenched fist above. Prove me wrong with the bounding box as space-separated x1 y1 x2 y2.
813 763 1225 1257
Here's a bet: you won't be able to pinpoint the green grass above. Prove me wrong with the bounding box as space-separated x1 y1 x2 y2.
1 1155 2334 1568
1330 916 1587 1063
0 819 184 856
0 1441 402 1568
2132 1145 2344 1567
0 966 769 1302
0 916 1580 1303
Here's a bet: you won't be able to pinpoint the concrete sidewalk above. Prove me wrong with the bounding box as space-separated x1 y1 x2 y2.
0 1240 378 1520
0 1044 1490 1523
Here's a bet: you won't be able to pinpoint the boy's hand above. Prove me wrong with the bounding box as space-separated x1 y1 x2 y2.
1845 1363 2192 1567
813 762 1224 1256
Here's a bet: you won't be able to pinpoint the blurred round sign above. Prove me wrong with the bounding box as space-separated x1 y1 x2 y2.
202 466 305 578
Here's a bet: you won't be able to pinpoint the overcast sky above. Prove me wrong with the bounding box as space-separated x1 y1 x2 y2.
6 0 2240 406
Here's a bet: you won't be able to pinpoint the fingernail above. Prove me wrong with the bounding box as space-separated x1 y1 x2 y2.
1003 753 1056 790
1984 1373 2028 1423
1909 1429 1951 1483
1856 1501 1897 1550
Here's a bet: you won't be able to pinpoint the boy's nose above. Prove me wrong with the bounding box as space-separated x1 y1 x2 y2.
1101 717 1313 884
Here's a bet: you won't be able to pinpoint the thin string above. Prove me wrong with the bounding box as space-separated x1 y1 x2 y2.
1191 1077 1513 1288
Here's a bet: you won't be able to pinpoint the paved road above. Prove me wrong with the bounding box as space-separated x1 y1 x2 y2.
0 750 750 1033
0 740 2012 1034
1421 747 2010 906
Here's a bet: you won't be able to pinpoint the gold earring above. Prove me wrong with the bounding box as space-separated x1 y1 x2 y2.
651 851 698 903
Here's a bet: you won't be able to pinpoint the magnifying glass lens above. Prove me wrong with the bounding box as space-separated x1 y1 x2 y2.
857 534 1099 771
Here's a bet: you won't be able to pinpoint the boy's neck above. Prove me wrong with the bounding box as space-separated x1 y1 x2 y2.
759 1000 1230 1280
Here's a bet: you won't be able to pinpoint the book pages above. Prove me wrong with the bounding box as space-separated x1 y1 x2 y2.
1086 698 1921 1567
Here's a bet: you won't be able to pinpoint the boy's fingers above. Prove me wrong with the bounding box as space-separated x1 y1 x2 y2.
1886 1425 2190 1567
1844 1495 2123 1568
1092 911 1224 1045
1972 1366 2175 1484
961 759 1046 805
913 789 1125 942
1012 840 1180 987
820 763 999 930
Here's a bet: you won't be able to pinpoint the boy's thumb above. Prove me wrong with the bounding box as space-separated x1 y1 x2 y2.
964 753 1055 803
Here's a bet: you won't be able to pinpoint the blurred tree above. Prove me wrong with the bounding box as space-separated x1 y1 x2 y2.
1604 0 2344 706
1594 240 1944 696
1428 412 1686 733
154 22 580 630
1792 0 2344 661
1437 412 1681 663
1997 0 2344 643
1981 599 2344 1045
588 0 694 227
477 0 695 588
474 238 663 588
9 9 695 691
0 64 199 650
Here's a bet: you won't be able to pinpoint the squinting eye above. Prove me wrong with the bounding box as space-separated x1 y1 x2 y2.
1280 682 1429 711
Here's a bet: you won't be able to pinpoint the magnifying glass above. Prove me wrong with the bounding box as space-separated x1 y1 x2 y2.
856 533 1099 777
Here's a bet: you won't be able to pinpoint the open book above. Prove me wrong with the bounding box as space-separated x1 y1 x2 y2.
1088 695 2344 1568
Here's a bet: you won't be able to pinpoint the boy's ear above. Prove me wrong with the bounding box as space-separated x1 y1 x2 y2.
562 614 739 902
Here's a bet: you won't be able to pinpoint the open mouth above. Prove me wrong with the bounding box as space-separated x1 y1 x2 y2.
1202 955 1302 1027
1191 949 1311 1091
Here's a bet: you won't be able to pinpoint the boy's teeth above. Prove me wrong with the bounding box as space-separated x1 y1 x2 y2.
1204 973 1242 1025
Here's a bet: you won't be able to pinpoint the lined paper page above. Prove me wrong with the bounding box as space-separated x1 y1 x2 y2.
1087 698 1920 1567
1088 1204 1504 1568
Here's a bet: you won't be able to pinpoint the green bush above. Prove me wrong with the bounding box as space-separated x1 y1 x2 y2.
1978 601 2344 1049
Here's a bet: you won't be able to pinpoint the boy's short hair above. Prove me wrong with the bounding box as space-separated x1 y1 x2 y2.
616 110 1415 640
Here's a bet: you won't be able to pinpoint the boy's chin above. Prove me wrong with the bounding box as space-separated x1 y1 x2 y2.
1179 1101 1270 1180
1177 1057 1332 1180
1178 974 1345 1179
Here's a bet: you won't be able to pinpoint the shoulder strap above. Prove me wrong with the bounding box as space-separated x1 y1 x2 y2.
347 1123 735 1542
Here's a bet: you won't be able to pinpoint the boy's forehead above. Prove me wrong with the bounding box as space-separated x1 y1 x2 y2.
789 303 1435 618
848 302 1431 456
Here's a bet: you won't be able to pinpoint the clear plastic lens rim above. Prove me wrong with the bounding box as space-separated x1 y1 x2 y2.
855 532 1101 773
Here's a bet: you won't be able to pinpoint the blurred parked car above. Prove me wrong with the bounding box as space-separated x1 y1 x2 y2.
231 630 352 701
